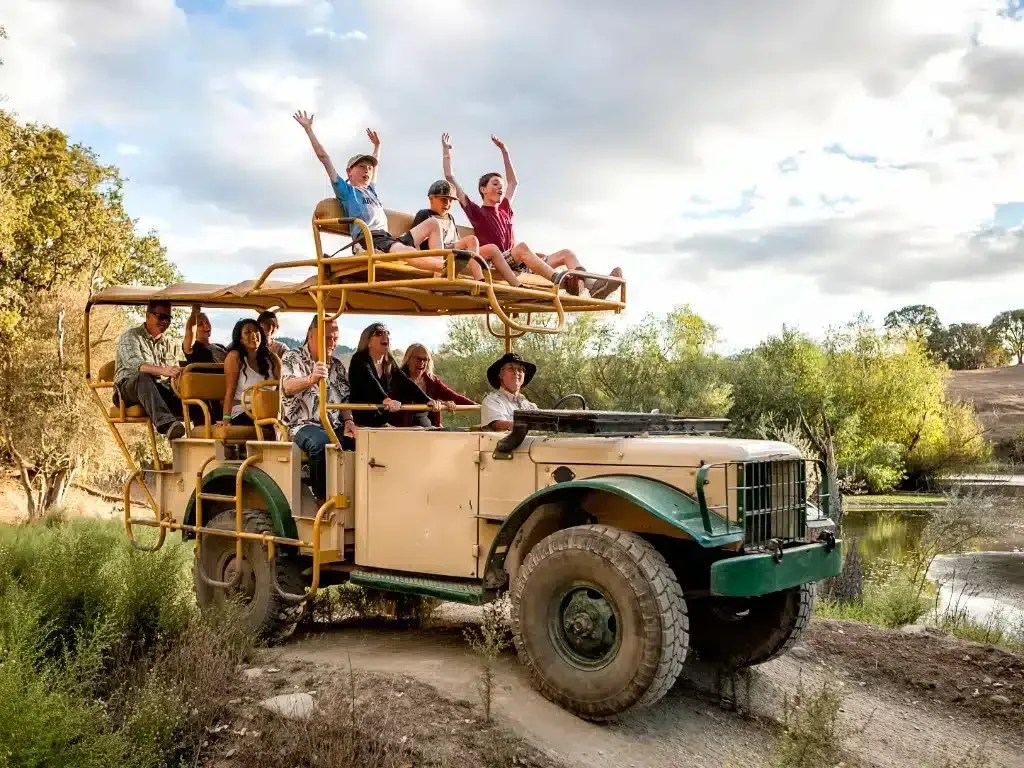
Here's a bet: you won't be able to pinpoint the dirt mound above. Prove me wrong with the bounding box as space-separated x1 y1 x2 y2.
208 662 561 768
947 365 1024 446
807 620 1023 732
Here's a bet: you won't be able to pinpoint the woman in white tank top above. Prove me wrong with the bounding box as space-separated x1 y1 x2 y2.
219 318 282 426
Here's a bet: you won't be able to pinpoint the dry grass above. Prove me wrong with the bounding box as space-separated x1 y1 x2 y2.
225 664 560 768
463 594 512 723
774 676 856 768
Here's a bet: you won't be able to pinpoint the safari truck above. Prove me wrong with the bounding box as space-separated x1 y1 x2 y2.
83 199 843 721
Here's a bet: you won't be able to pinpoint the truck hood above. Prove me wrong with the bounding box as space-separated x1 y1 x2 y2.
525 435 801 468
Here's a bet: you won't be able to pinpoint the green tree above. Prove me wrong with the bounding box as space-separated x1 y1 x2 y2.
884 304 942 345
933 323 1003 370
0 110 179 515
990 309 1024 365
728 317 986 494
0 112 180 339
433 307 731 421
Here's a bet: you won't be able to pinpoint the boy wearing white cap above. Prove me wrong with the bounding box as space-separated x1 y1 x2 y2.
293 111 483 280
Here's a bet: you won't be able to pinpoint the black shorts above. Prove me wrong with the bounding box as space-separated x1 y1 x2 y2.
356 229 414 253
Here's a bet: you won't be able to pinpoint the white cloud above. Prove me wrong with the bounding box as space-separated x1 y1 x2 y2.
3 0 1024 354
116 143 141 155
230 0 312 6
306 27 368 41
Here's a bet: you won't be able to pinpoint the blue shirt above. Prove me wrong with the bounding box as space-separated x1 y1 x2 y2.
331 176 388 239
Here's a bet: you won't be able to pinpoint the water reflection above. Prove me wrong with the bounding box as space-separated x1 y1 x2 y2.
841 507 1024 626
842 507 1024 566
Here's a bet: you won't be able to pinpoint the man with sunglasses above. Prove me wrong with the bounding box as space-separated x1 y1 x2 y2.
114 300 189 440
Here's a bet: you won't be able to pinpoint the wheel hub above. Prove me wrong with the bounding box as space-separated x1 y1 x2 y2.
552 585 620 669
222 553 257 603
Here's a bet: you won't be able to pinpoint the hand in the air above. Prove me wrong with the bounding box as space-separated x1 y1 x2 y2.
292 110 315 130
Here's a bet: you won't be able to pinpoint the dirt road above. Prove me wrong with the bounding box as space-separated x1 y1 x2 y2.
277 606 1023 768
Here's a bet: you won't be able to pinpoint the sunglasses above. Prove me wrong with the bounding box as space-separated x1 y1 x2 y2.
150 312 172 322
372 327 390 337
411 355 430 363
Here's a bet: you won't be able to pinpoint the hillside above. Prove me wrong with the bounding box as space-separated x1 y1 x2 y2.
947 364 1024 447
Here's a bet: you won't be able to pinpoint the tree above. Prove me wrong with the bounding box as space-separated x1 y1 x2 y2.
0 110 179 516
432 307 732 422
0 112 180 339
728 317 986 494
933 323 1003 370
884 304 942 345
990 309 1024 365
0 289 122 516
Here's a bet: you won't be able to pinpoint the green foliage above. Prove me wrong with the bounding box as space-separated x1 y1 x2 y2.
0 110 180 341
817 568 930 628
989 309 1024 365
884 304 943 349
858 442 906 494
434 306 732 420
0 518 252 768
775 678 847 768
728 317 987 488
932 323 1006 370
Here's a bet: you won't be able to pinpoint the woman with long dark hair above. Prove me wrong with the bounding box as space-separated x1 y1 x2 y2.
219 318 281 426
348 322 434 427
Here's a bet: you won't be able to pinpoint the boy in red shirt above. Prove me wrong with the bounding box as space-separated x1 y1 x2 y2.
441 133 623 298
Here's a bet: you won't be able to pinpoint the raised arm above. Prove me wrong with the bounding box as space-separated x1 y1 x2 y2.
366 128 381 182
182 304 200 355
293 110 339 182
491 135 518 203
441 133 469 206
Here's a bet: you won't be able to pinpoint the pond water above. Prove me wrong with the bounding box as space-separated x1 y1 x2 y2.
841 507 1024 627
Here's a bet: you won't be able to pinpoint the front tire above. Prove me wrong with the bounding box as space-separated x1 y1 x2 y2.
687 584 813 668
193 509 307 643
510 525 688 721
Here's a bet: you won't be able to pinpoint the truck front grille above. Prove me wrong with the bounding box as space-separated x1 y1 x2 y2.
739 460 807 551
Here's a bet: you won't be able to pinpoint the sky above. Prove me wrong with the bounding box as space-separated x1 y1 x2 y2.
2 0 1023 351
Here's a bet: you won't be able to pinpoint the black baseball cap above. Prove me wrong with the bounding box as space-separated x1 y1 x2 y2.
427 180 458 199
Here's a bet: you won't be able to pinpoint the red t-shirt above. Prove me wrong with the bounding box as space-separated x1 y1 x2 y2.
460 197 515 252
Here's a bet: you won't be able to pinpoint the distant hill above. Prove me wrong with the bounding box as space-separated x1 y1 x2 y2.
947 365 1024 449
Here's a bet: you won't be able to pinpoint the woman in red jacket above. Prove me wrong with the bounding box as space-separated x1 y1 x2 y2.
396 343 475 427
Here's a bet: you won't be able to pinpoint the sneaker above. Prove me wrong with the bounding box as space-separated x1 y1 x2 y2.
588 267 624 300
562 274 584 296
166 422 186 441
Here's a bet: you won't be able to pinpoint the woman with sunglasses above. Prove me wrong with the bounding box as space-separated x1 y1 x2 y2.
396 343 475 428
348 323 435 427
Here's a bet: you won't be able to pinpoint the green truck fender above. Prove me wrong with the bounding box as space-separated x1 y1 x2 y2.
182 464 298 540
481 474 744 588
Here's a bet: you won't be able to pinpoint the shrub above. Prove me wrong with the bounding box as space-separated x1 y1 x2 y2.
856 441 906 494
0 518 250 768
775 677 847 768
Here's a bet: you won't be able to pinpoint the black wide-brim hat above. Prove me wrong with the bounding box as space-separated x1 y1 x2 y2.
487 352 537 389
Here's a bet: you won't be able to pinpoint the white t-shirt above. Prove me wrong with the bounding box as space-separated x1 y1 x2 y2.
480 388 538 429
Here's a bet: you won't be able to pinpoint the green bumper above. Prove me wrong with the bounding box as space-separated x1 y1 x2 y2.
711 540 844 598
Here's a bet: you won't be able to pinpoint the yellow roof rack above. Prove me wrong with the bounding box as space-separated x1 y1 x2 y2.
88 199 627 337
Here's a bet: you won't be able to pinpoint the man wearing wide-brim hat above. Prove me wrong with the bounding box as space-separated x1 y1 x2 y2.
480 352 539 431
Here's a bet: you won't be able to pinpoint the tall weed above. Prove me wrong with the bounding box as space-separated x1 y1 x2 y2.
0 518 248 768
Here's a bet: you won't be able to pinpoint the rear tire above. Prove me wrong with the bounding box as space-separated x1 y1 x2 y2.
193 509 307 643
687 583 813 668
510 525 687 721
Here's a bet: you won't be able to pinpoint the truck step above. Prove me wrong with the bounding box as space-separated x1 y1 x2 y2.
348 571 486 605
